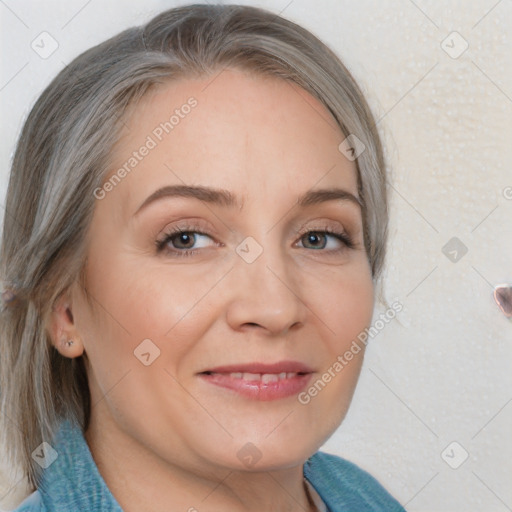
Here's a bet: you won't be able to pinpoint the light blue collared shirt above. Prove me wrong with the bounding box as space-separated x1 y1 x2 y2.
12 419 406 511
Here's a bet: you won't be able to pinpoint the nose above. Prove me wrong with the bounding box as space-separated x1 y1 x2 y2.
224 238 307 336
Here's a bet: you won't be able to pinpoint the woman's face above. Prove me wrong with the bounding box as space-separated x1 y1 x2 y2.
71 68 374 473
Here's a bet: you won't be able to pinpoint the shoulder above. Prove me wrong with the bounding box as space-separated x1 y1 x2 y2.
307 451 394 490
9 490 45 512
304 451 406 511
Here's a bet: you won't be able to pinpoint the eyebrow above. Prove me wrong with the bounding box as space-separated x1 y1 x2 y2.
133 184 363 216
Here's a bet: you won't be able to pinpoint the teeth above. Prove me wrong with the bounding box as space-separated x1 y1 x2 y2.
225 372 299 380
242 372 261 381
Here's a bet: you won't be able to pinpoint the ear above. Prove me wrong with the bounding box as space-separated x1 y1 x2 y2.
48 288 84 359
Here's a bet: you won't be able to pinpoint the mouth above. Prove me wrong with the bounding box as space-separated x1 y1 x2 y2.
201 371 308 382
198 361 314 401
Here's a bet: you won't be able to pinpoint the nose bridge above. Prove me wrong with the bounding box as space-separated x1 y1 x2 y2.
226 231 306 333
236 229 289 288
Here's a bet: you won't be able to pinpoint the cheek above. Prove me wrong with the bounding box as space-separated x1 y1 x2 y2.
306 260 373 389
78 246 217 375
297 262 373 430
309 259 375 349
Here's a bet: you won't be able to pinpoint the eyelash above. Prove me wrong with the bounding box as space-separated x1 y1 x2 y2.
155 224 355 258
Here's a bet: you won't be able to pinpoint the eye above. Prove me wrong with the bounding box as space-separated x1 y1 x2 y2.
296 227 355 252
155 224 356 258
156 226 217 257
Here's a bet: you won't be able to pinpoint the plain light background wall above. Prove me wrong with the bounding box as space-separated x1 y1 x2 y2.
1 1 511 510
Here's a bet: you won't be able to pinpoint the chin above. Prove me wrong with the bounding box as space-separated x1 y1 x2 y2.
212 432 327 473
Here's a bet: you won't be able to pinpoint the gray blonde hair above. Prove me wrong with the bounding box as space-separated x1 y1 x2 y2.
0 3 389 489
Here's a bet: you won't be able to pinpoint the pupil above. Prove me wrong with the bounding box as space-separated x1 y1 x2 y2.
179 233 193 247
307 232 323 247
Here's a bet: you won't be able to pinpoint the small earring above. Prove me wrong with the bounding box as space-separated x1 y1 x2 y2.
61 338 74 348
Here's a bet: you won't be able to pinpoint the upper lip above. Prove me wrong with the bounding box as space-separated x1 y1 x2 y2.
200 361 314 374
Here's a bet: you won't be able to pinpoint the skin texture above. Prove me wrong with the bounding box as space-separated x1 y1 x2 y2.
50 68 375 512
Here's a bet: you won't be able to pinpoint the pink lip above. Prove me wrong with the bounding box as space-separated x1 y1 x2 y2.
202 361 314 374
198 361 314 401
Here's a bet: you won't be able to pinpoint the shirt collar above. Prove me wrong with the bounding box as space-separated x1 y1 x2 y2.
304 477 329 512
38 419 123 511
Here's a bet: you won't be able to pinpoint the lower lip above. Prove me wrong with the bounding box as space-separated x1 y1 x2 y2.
199 373 313 401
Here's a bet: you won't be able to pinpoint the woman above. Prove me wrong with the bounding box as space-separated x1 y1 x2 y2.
0 4 405 511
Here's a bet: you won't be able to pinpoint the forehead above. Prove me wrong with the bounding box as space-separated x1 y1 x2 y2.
104 68 359 217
